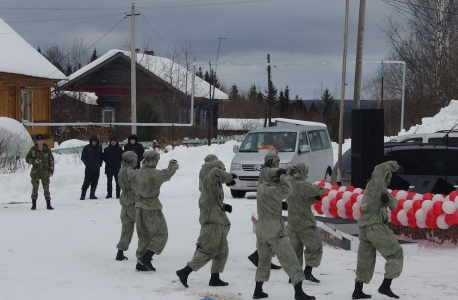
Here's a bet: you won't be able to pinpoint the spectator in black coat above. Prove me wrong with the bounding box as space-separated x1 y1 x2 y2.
123 134 144 169
103 136 123 199
80 135 103 200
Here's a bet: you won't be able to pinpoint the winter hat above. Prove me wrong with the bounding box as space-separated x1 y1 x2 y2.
35 134 44 140
110 136 118 142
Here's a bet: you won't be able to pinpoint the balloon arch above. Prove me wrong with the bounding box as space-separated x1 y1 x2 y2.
313 180 458 230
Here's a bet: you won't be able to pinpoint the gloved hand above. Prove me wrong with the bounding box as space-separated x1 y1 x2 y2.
226 180 236 187
224 204 233 213
315 195 322 200
282 201 288 211
231 173 237 179
277 168 287 177
170 159 178 164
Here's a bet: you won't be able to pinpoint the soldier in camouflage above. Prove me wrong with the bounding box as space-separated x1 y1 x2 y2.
133 150 179 271
286 163 325 284
352 161 403 300
199 154 218 192
253 168 315 300
115 151 138 263
25 134 54 210
176 159 236 288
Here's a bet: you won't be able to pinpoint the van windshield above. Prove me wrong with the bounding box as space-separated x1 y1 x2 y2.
239 132 297 152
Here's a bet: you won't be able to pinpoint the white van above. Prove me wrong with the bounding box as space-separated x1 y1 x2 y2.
229 119 334 198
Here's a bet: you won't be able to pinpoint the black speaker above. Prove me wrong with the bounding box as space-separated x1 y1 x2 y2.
351 154 388 189
411 177 456 195
388 175 410 191
351 109 384 156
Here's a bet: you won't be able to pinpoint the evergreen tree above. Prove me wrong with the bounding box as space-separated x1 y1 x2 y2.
279 85 291 117
89 48 99 62
37 46 42 54
229 84 239 101
320 89 339 141
65 65 73 76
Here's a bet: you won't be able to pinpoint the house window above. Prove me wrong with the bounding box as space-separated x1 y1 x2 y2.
21 88 33 121
101 107 115 127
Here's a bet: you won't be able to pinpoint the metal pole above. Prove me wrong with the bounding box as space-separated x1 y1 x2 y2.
353 0 366 109
129 4 138 135
337 0 350 186
401 62 406 131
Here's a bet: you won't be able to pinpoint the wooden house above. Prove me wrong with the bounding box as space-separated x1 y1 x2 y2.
0 18 67 146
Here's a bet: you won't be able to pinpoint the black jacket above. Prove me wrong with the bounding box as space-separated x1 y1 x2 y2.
123 134 144 169
103 141 123 175
81 135 103 172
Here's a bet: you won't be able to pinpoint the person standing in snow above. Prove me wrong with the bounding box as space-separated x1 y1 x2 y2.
352 161 403 300
176 159 236 288
199 154 218 192
133 150 179 271
253 168 315 300
103 136 123 199
115 151 138 262
123 134 144 170
286 163 325 284
25 134 54 210
247 152 282 270
80 135 103 200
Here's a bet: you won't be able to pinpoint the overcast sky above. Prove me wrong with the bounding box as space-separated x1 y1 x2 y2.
1 0 401 99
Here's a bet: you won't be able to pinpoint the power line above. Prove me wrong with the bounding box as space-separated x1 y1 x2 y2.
385 0 458 16
1 13 125 24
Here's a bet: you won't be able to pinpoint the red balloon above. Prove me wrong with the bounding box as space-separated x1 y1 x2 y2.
445 214 455 226
323 190 330 197
407 208 415 220
391 190 399 197
345 201 353 211
426 219 438 229
346 186 355 192
426 209 438 222
412 200 423 211
345 210 354 219
398 199 406 209
350 194 359 202
408 218 418 228
332 185 340 190
453 211 458 223
329 198 338 209
391 208 400 217
360 190 365 194
317 182 325 187
432 201 444 215
423 193 433 200
391 215 401 225
336 191 344 200
449 191 458 201
329 207 338 217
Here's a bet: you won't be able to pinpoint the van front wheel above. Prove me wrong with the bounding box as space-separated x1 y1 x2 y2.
230 189 246 198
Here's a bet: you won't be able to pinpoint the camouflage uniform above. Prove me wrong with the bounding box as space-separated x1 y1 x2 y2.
256 169 305 286
355 161 404 284
286 163 325 268
187 160 234 273
198 154 218 192
133 150 179 258
116 151 138 251
26 143 54 201
258 153 280 185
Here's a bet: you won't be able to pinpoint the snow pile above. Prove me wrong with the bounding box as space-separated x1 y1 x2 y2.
56 139 88 149
52 90 98 105
0 117 33 151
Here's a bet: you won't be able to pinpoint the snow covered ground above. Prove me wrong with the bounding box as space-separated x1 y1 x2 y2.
3 100 458 300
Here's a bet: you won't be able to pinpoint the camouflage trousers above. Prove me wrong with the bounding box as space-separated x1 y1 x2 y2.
116 205 136 251
289 226 323 268
136 208 168 258
31 171 51 201
355 223 404 284
187 223 231 273
256 218 305 286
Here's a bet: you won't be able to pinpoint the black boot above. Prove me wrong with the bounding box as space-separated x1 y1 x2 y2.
46 200 54 210
209 273 229 286
80 189 87 200
304 266 320 283
378 278 399 299
106 194 112 199
253 282 268 299
176 266 193 288
137 250 155 271
89 187 98 199
31 200 37 210
116 185 121 199
135 263 149 272
352 281 372 299
116 249 128 261
248 250 282 270
294 281 315 300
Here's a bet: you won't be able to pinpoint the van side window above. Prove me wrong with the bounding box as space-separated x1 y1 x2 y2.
428 137 458 147
299 132 309 147
307 130 330 151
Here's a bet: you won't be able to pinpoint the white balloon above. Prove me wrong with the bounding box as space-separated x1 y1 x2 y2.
436 214 450 230
352 211 361 220
352 202 361 215
337 199 348 210
442 201 457 214
396 190 408 200
337 209 347 219
338 186 347 192
353 188 362 194
421 200 433 211
397 209 408 226
328 190 338 200
357 194 364 204
417 220 427 228
415 209 426 222
342 191 353 201
321 205 330 216
444 195 450 202
432 194 445 202
413 194 423 201
403 200 413 211
324 183 333 190
387 189 392 193
321 196 331 207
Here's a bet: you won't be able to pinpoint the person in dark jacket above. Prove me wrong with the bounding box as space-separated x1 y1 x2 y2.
80 135 103 200
123 134 144 169
103 136 123 199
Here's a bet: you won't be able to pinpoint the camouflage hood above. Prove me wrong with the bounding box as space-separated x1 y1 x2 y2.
122 151 138 169
370 160 399 187
289 163 308 181
204 154 218 163
263 153 280 168
143 150 160 168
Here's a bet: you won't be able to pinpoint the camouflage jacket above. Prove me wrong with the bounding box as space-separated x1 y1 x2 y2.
25 144 54 175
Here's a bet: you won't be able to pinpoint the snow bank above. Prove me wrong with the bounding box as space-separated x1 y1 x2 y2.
0 117 33 151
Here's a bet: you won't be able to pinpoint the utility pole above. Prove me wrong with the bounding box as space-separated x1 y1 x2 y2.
337 0 350 186
264 54 272 128
209 37 227 144
207 62 212 146
353 0 366 109
127 3 140 134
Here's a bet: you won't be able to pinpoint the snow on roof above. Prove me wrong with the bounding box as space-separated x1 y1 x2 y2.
274 118 327 128
0 18 66 80
218 118 265 130
51 90 98 106
64 49 228 100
